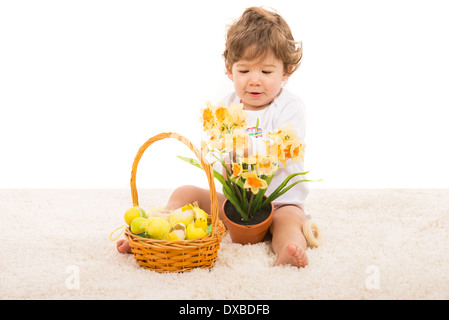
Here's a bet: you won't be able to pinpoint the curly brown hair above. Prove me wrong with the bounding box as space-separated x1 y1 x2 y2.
223 7 302 75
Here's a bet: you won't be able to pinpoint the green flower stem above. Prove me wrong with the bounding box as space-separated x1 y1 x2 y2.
231 180 243 204
247 192 255 219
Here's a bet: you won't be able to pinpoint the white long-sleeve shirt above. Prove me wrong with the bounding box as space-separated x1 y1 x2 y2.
214 88 309 210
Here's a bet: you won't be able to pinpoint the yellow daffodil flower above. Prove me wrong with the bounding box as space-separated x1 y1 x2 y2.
243 154 259 165
215 105 229 126
226 102 247 129
283 143 293 160
265 140 282 164
276 123 298 143
290 139 305 162
257 156 278 176
231 163 243 178
242 171 268 194
181 101 315 223
201 102 216 131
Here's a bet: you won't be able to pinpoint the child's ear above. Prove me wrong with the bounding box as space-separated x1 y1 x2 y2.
225 63 234 81
283 65 294 81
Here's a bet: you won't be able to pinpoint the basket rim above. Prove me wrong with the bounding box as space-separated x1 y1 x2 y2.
124 224 227 247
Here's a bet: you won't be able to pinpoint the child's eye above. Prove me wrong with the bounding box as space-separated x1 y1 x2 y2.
239 70 249 74
262 71 272 74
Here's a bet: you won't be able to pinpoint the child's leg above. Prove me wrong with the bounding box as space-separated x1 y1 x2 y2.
269 205 308 268
165 185 227 218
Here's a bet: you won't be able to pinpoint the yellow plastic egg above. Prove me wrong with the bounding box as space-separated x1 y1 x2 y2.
146 217 170 240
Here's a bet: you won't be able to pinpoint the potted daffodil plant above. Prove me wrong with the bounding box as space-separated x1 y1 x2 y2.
179 101 315 244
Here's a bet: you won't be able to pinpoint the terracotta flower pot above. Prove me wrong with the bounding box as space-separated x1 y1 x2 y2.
221 198 274 245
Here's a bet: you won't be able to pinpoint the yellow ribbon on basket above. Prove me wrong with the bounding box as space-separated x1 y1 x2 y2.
109 225 127 241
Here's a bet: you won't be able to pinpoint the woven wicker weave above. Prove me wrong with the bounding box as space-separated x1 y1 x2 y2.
124 132 227 272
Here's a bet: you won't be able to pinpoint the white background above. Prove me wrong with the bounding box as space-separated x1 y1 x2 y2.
1 0 449 189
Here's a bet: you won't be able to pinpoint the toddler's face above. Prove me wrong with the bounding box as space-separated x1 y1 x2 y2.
227 51 290 111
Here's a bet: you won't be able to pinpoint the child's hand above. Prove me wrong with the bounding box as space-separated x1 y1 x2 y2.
233 135 253 160
222 137 253 181
223 165 230 182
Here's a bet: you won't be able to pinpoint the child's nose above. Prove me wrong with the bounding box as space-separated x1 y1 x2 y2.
249 72 261 85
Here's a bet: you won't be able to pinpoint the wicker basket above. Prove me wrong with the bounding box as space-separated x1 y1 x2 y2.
124 132 227 272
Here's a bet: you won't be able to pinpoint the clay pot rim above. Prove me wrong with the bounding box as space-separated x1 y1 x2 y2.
221 199 274 228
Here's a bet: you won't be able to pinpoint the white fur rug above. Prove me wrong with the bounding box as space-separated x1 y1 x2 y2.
1 188 448 300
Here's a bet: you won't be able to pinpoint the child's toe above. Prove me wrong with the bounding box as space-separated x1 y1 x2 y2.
117 239 131 253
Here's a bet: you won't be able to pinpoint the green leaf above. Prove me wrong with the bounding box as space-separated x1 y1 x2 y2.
252 175 273 212
221 180 250 221
177 155 201 168
222 186 249 221
262 178 320 208
265 171 309 202
230 176 245 189
212 153 232 178
177 155 227 186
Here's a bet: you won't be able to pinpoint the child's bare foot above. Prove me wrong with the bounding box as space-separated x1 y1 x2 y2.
274 243 308 268
117 239 132 253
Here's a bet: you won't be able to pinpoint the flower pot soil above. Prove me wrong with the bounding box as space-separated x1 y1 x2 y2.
223 200 272 226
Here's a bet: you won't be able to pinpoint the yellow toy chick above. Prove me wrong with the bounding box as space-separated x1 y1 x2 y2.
186 218 208 240
193 206 208 221
169 204 195 227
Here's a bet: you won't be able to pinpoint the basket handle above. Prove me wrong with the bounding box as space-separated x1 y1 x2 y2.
130 132 219 228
